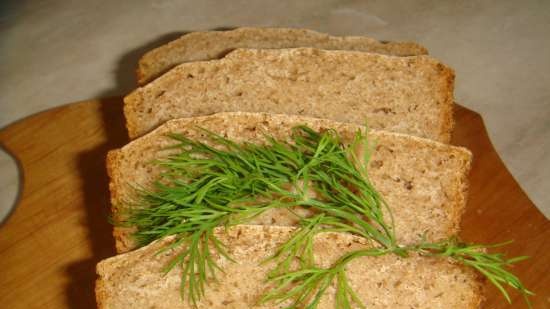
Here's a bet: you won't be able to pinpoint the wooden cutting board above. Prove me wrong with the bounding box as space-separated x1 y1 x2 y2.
0 98 548 309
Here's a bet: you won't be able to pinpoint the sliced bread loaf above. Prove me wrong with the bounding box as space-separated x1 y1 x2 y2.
137 27 428 85
125 48 455 142
108 112 471 253
96 225 482 309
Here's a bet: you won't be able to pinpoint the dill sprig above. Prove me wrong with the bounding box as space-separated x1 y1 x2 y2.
263 237 534 308
261 246 393 309
411 238 534 306
118 125 532 308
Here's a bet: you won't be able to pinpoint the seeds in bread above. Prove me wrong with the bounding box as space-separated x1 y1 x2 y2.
137 27 428 85
96 225 483 309
125 48 455 142
108 112 471 253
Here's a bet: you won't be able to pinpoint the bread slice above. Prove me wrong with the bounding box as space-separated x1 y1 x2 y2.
96 225 483 309
137 27 428 85
125 48 455 142
108 112 471 253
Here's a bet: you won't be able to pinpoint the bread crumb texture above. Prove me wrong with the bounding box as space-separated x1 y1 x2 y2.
126 48 454 142
109 113 471 253
137 27 428 84
96 225 482 309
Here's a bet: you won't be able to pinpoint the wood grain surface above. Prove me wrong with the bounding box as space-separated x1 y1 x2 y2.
0 98 548 309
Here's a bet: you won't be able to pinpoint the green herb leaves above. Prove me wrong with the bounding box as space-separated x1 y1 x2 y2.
117 125 532 308
411 239 534 307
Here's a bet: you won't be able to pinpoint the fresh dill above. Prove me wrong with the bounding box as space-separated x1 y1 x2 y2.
117 125 532 308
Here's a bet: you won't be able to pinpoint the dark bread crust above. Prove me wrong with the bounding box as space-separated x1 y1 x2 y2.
439 67 456 143
107 150 140 253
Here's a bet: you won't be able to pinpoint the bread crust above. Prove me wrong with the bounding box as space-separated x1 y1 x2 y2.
439 67 457 143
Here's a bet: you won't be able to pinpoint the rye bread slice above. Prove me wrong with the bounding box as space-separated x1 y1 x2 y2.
108 112 471 253
96 225 483 309
137 27 428 85
125 48 454 142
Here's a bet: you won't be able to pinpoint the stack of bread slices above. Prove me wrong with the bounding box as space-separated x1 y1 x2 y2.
96 27 483 308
